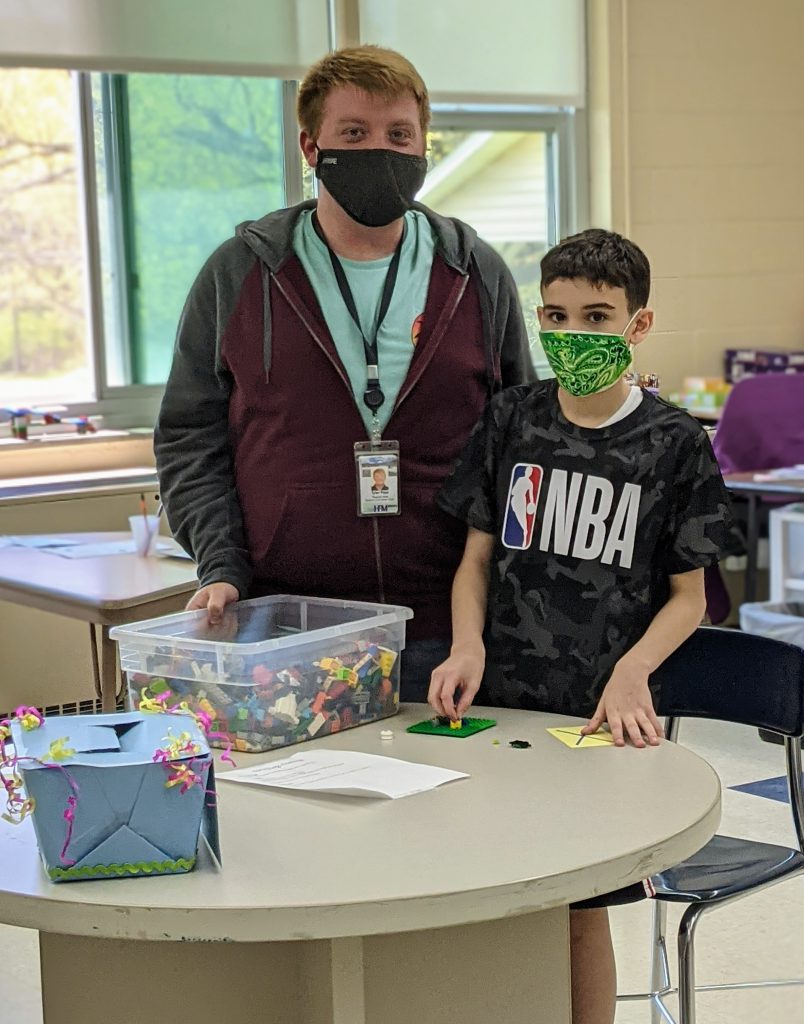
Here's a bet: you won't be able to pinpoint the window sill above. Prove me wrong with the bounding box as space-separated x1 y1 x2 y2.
0 429 156 497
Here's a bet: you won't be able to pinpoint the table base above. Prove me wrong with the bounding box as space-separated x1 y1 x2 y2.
40 909 571 1024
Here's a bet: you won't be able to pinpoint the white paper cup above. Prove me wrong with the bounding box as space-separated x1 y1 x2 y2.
129 515 160 556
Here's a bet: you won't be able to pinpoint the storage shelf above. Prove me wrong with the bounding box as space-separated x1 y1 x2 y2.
772 506 804 603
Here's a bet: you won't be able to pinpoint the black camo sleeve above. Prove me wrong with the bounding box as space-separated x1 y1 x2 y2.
660 428 741 575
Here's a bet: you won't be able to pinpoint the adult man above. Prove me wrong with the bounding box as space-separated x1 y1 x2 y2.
155 45 532 699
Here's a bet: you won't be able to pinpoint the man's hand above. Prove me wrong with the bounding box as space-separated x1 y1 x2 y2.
583 657 664 748
428 645 485 720
186 582 240 625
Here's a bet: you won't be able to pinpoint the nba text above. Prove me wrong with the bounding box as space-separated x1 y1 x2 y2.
503 466 641 569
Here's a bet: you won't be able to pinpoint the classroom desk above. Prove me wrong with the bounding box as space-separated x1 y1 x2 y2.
723 473 804 603
0 532 198 711
0 706 721 1024
687 405 722 424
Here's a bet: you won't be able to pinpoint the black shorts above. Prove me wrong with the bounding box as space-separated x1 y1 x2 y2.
571 879 654 910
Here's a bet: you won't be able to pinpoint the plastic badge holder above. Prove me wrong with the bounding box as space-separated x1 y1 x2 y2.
111 595 412 753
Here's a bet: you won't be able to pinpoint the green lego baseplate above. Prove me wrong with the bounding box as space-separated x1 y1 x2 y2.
407 716 497 738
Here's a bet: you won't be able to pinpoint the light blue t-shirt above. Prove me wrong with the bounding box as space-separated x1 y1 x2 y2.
292 208 435 437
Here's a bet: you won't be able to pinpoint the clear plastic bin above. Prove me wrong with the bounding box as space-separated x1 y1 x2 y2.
110 595 412 753
739 601 804 648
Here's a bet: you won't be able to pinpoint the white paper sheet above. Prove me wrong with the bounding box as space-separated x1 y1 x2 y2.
5 535 81 548
218 749 469 800
753 465 804 481
50 540 178 559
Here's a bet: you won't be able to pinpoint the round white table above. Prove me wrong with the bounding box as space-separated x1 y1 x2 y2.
0 706 720 1024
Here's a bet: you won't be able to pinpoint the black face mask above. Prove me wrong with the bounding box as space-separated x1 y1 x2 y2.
314 147 428 227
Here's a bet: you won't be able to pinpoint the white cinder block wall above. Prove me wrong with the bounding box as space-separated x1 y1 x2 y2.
589 0 804 395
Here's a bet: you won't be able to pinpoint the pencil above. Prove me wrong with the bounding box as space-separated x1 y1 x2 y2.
575 732 586 746
139 492 153 555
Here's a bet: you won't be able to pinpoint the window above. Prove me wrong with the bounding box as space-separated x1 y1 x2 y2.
0 70 583 422
0 69 92 406
427 111 584 376
0 67 288 416
92 74 286 387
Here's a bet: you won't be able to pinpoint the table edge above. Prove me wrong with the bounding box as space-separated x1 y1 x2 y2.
0 778 721 943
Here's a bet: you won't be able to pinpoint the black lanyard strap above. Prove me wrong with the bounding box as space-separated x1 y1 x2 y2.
312 212 403 416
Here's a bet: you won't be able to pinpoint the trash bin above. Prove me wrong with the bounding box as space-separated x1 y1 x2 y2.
739 601 804 646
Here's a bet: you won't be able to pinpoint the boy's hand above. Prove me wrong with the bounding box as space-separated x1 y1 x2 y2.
583 658 664 748
428 645 485 720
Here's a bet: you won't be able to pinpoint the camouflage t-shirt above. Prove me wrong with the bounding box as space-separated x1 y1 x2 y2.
438 380 738 717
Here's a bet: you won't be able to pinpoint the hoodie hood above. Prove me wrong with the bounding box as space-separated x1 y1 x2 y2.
236 200 478 275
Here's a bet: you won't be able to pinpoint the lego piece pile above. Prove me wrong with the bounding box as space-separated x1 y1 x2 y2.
128 640 399 753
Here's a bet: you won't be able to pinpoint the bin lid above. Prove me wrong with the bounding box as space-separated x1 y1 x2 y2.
109 594 413 654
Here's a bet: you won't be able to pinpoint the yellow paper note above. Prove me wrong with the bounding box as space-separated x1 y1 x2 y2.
546 725 615 748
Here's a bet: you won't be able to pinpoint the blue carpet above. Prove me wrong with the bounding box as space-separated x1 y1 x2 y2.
730 776 798 804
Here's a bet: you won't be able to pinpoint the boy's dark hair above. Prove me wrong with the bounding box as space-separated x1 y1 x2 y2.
540 228 650 312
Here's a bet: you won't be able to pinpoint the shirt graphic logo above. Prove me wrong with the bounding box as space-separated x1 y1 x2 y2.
411 312 424 346
502 464 543 550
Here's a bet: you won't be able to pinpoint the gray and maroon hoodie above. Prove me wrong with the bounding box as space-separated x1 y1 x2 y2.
155 200 532 641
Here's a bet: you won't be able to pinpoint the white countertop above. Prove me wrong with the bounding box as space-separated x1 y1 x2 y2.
0 705 720 942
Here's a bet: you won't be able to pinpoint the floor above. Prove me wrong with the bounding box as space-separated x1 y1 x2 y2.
2 719 803 1023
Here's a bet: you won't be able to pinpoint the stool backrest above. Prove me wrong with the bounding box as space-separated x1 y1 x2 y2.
653 626 804 851
653 627 804 735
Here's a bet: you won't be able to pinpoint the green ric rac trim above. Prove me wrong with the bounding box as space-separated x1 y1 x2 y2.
48 856 196 881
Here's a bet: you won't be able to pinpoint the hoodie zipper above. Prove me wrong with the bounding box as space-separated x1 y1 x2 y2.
372 519 386 603
272 270 386 598
272 273 356 398
391 274 468 418
273 264 469 609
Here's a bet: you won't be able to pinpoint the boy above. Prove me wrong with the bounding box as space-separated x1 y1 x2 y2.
429 228 736 1024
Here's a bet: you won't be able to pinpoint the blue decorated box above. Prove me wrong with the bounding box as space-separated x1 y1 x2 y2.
8 711 220 882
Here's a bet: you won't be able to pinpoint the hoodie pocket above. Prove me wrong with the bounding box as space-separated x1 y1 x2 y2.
251 482 378 597
376 482 467 602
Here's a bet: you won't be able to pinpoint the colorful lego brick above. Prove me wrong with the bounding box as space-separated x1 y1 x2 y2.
377 647 397 677
307 712 327 737
128 636 403 754
252 665 274 687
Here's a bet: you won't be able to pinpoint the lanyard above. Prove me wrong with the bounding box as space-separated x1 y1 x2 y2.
312 213 404 432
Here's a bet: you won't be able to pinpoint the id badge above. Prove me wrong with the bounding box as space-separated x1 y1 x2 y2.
354 440 401 517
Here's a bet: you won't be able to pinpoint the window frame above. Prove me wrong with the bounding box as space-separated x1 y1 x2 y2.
428 105 587 247
39 72 306 430
428 106 587 376
6 85 586 429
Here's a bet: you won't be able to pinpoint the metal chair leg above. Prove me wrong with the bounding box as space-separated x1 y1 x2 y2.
678 904 706 1024
650 900 671 1024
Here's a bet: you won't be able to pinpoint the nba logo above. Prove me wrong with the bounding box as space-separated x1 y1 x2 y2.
502 464 543 550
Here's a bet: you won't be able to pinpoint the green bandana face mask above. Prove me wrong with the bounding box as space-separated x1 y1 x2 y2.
539 310 641 398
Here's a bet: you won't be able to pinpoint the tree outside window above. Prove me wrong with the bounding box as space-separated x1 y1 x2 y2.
0 69 92 406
